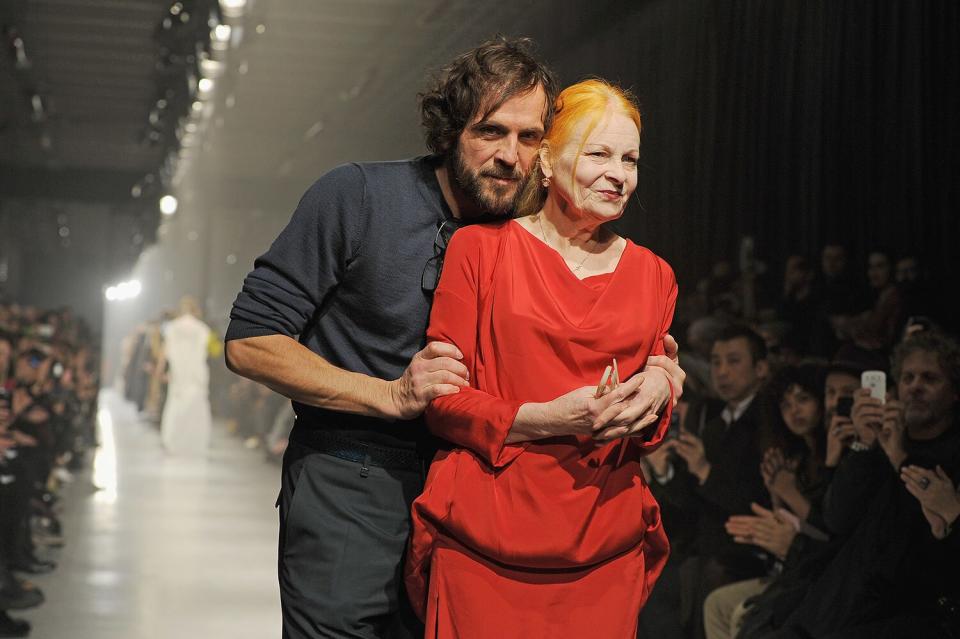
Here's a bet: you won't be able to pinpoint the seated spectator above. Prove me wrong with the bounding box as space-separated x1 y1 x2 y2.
744 331 960 638
641 325 770 639
844 249 903 351
703 364 828 639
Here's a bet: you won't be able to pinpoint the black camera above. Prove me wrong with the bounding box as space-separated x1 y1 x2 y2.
835 396 854 419
667 411 681 439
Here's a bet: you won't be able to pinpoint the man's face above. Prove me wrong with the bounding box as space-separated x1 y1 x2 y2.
711 337 765 404
824 371 859 421
450 85 548 216
898 350 957 429
896 257 919 283
821 245 846 278
867 252 891 289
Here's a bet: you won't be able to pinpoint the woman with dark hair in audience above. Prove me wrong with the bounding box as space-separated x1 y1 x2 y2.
703 365 830 639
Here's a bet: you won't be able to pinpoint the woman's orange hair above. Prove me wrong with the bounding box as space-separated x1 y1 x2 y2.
516 79 641 216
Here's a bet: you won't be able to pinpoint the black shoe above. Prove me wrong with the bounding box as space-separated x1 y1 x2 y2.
8 559 55 575
0 573 44 611
0 611 30 637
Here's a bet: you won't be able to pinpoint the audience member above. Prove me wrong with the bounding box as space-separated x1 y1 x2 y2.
703 364 828 639
641 325 770 639
0 304 100 637
743 331 960 637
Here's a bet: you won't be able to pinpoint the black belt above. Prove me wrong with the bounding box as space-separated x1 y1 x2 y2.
297 429 422 473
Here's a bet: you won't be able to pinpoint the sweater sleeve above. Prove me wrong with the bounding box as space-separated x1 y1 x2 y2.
423 230 525 468
822 447 890 535
225 164 366 341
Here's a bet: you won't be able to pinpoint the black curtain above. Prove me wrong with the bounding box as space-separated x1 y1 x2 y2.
529 0 959 322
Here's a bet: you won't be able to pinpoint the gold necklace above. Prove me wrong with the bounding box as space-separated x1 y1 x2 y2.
537 215 595 273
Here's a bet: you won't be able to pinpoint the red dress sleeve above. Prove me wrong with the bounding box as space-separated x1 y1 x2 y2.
633 256 679 453
424 229 525 468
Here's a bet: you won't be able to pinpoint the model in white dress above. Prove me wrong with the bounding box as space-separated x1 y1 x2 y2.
160 304 213 456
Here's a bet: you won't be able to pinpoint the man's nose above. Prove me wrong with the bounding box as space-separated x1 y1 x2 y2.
495 136 519 167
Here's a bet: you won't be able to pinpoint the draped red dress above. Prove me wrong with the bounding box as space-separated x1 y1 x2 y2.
405 220 677 638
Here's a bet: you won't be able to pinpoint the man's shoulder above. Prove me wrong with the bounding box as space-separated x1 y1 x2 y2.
342 156 435 187
306 156 431 192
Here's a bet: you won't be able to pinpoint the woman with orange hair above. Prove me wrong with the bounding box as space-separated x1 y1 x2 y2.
405 79 677 637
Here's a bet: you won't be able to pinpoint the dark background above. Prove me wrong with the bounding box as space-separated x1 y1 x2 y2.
1 0 957 353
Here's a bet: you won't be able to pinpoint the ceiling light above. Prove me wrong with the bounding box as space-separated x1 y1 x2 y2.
213 24 231 43
159 195 178 215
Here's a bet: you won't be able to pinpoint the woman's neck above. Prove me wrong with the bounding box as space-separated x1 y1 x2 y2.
537 195 603 248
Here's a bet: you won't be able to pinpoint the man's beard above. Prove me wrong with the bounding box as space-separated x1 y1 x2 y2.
903 398 937 429
449 146 528 217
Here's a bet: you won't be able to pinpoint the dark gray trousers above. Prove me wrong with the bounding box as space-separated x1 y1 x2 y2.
278 439 425 639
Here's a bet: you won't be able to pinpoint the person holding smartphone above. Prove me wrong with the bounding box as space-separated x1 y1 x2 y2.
822 344 887 468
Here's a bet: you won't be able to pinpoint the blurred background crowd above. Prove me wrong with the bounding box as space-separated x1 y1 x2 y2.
634 242 958 638
0 305 98 635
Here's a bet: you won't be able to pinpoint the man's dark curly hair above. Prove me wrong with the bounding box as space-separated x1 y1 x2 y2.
419 36 559 155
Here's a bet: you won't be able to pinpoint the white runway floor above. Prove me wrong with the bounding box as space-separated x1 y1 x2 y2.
17 390 282 638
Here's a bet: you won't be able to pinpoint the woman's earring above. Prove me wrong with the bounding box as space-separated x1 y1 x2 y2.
541 176 551 187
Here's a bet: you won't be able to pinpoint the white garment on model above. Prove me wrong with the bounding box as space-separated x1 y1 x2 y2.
160 313 212 455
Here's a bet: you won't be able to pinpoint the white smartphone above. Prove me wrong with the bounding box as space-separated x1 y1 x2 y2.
861 370 886 403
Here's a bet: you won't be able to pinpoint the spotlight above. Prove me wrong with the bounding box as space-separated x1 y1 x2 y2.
104 280 142 302
220 0 247 17
159 195 178 215
198 77 214 93
213 24 231 43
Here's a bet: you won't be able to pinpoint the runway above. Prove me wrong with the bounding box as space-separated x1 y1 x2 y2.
18 390 282 638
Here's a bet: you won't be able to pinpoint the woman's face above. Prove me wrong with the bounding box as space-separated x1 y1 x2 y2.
545 110 640 223
779 384 822 438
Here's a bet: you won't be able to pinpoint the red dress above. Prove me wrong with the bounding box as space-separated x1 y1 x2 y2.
405 221 677 638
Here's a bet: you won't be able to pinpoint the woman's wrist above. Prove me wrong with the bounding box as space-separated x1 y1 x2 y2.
507 402 553 444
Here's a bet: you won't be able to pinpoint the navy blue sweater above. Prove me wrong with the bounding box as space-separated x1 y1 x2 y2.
226 156 453 448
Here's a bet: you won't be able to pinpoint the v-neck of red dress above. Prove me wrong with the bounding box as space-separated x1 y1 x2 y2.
508 219 630 303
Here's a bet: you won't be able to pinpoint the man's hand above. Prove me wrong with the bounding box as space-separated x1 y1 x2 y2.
387 341 469 420
901 465 960 539
825 414 857 467
592 369 670 442
9 430 37 447
644 333 685 407
725 503 797 560
851 388 882 447
877 399 907 469
673 430 710 483
644 439 675 477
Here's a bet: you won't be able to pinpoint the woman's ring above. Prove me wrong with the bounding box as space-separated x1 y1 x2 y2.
919 477 931 490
